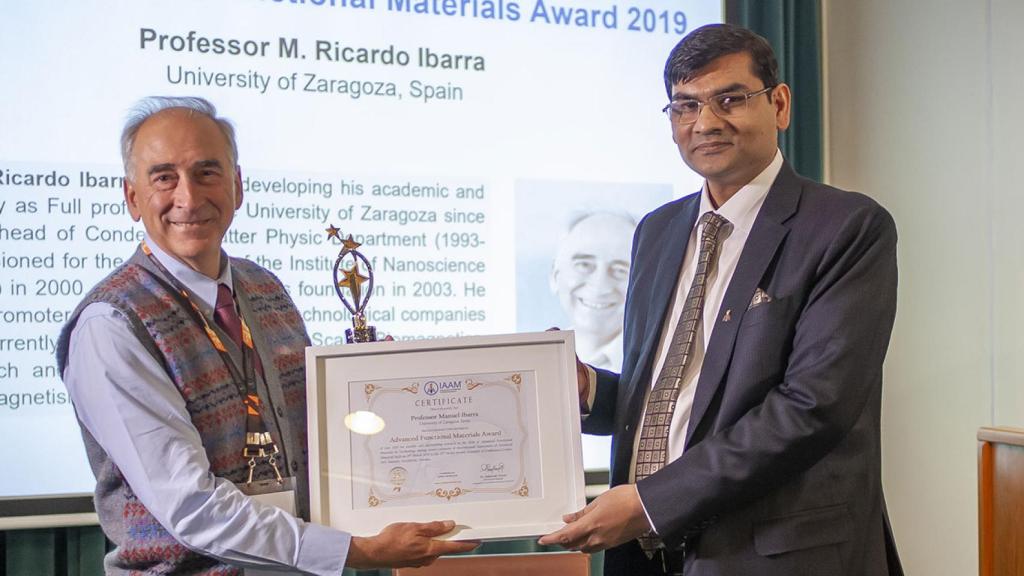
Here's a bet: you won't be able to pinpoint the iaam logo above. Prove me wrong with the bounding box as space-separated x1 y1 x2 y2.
423 380 463 396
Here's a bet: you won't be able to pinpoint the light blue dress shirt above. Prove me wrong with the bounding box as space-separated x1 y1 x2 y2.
63 237 350 575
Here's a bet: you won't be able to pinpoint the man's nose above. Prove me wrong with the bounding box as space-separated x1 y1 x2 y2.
692 101 725 133
173 175 202 207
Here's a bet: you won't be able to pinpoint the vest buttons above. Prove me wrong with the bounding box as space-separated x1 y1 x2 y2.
276 406 284 417
291 460 299 472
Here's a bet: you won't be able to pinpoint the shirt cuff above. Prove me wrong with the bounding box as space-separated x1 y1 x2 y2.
296 522 350 576
582 364 598 417
634 484 657 534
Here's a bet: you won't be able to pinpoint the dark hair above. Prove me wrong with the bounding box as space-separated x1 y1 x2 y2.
663 23 779 98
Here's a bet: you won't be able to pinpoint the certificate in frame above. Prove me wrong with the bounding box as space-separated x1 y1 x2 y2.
305 331 586 540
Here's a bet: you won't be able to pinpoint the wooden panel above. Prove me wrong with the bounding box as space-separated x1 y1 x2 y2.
991 443 1024 576
394 552 589 576
980 441 994 576
978 427 1024 448
979 427 1024 576
978 438 995 573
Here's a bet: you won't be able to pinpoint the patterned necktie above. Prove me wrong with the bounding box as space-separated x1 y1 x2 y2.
635 211 729 555
214 283 243 349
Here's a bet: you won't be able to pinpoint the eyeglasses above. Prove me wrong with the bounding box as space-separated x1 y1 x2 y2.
662 86 775 125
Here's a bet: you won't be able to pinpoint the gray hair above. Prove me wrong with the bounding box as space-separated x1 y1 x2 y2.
565 210 637 233
120 96 238 181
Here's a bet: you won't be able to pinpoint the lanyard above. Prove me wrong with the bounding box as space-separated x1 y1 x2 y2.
140 241 284 484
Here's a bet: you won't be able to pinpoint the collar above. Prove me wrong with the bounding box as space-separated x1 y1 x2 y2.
143 234 232 313
698 149 783 234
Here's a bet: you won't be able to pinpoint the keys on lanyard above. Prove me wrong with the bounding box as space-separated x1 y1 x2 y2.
243 393 284 485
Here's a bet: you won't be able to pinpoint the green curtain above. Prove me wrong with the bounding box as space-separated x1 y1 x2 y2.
4 526 107 576
1 3 821 575
727 0 823 181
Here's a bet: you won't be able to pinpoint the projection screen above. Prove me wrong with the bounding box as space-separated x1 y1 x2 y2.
0 0 721 527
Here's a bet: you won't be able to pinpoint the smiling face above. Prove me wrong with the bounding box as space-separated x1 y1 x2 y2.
124 108 242 278
550 213 633 343
670 51 790 205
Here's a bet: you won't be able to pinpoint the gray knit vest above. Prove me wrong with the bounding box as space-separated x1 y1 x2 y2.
57 248 311 575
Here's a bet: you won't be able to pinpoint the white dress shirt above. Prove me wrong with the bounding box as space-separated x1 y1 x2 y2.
64 236 349 575
631 150 782 475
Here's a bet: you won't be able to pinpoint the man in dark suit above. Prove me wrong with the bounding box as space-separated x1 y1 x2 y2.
539 24 903 575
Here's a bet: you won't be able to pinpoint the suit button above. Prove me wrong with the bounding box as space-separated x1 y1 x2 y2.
291 460 299 472
276 406 284 417
625 424 632 433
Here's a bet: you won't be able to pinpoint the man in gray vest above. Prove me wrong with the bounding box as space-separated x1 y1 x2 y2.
58 96 476 574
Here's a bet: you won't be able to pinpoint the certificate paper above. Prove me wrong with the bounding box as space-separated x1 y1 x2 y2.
307 332 585 540
350 371 542 509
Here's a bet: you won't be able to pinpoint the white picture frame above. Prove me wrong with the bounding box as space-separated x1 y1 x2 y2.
305 331 586 540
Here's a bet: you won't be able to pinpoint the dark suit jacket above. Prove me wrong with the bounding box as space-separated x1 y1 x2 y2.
584 163 903 575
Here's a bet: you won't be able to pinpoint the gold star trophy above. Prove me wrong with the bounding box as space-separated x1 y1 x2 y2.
326 224 377 343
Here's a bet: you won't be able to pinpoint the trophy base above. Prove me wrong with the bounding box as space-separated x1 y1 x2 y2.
346 326 377 343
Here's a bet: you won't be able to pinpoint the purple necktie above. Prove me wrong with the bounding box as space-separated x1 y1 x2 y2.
214 283 265 380
214 283 243 349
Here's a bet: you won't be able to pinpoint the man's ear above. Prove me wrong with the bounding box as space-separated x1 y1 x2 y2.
549 265 560 294
234 165 244 210
124 179 142 222
772 83 792 131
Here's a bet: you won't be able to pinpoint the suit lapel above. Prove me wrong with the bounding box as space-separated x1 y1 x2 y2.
626 197 700 404
684 164 803 449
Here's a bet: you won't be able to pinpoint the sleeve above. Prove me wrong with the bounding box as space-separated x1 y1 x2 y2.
636 203 899 547
580 367 620 435
64 303 350 575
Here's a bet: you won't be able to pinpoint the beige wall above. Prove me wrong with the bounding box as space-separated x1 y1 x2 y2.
824 1 1024 574
990 0 1024 426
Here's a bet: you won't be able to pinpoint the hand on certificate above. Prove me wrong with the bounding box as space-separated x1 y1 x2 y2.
346 520 479 569
537 484 651 553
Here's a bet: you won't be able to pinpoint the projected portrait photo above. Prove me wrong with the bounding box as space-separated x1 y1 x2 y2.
548 212 634 370
515 181 672 372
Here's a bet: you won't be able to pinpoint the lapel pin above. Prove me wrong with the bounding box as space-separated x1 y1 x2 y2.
722 309 732 322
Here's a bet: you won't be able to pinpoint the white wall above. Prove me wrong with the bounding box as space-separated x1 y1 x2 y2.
824 1 1024 574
